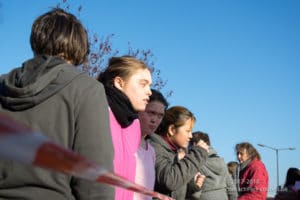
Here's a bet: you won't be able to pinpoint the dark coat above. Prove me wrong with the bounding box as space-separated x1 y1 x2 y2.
148 133 208 200
0 56 114 200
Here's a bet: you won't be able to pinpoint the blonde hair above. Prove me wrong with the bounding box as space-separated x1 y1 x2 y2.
98 56 149 86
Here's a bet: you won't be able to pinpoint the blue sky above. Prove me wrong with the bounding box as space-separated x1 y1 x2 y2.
1 0 299 197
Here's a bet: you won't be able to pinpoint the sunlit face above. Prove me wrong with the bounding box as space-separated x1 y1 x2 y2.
169 118 194 148
115 68 152 111
237 148 250 163
138 101 165 137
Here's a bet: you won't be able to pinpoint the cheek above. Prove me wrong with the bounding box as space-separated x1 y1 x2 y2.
124 88 140 106
143 116 152 124
155 119 163 126
175 133 186 145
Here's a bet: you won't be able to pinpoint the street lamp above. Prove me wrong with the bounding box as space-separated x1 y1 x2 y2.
257 143 296 190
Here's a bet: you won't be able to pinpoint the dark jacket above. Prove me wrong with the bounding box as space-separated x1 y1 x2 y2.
0 56 114 200
187 148 237 200
148 133 208 200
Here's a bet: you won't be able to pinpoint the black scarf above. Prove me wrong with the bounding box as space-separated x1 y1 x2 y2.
104 85 138 128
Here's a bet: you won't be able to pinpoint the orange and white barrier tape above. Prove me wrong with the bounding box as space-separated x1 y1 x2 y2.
0 113 174 200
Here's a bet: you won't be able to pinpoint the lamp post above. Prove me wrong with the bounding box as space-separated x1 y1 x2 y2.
257 143 296 190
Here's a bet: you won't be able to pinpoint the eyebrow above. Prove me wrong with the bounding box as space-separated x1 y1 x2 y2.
139 79 152 85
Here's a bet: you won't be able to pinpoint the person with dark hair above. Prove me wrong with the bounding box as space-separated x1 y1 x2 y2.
147 106 209 200
139 89 168 138
274 167 300 200
283 167 300 190
134 89 168 200
235 142 269 200
227 161 239 176
0 8 114 200
187 131 237 200
97 56 152 200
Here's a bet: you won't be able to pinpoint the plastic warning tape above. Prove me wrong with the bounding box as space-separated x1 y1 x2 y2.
0 113 174 200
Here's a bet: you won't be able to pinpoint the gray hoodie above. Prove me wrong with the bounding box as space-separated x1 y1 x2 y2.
188 148 238 200
0 55 114 200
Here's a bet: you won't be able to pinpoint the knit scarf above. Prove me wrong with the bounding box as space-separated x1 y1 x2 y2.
104 85 138 128
235 159 252 193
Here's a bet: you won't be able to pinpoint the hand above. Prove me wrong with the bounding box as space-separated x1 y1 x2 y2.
177 148 186 160
196 140 209 152
194 172 206 188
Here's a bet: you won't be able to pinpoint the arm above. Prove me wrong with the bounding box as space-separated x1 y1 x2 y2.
72 81 114 200
155 145 208 191
186 173 205 200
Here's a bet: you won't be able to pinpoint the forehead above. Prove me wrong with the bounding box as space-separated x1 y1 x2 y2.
128 68 151 82
180 118 194 129
237 148 248 154
146 101 165 111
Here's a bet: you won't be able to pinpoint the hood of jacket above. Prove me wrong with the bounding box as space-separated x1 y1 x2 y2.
0 55 83 111
147 133 174 154
201 148 227 176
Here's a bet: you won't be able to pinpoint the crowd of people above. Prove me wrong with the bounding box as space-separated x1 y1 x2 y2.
0 7 298 200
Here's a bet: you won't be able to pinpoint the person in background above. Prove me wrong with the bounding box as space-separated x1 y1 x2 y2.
274 167 300 200
235 142 269 200
228 161 239 192
134 89 169 200
282 167 300 191
148 106 209 200
98 56 152 200
187 131 237 200
227 161 239 177
0 8 114 200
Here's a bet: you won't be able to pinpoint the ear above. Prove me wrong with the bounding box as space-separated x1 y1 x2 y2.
167 125 176 137
113 76 124 91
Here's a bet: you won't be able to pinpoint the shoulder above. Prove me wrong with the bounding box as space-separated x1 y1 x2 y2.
147 142 156 155
62 69 105 100
250 159 266 168
147 134 172 154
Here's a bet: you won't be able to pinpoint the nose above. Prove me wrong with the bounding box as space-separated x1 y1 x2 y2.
150 117 156 124
188 131 192 139
147 86 152 96
237 153 241 161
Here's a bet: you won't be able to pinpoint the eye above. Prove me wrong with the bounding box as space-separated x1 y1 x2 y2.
157 114 164 119
146 111 154 116
139 80 148 87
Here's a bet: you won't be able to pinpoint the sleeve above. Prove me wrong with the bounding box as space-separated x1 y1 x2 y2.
185 176 203 200
238 163 268 200
155 145 208 192
226 173 238 200
71 81 114 200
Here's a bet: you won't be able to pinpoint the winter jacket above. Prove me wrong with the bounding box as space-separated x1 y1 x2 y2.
148 133 208 200
238 158 269 200
187 148 237 200
0 55 114 200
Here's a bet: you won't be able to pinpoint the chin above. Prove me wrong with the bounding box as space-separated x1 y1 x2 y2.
181 145 188 149
136 108 145 112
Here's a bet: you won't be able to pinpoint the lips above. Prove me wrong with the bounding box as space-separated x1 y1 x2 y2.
148 125 157 131
144 98 149 104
